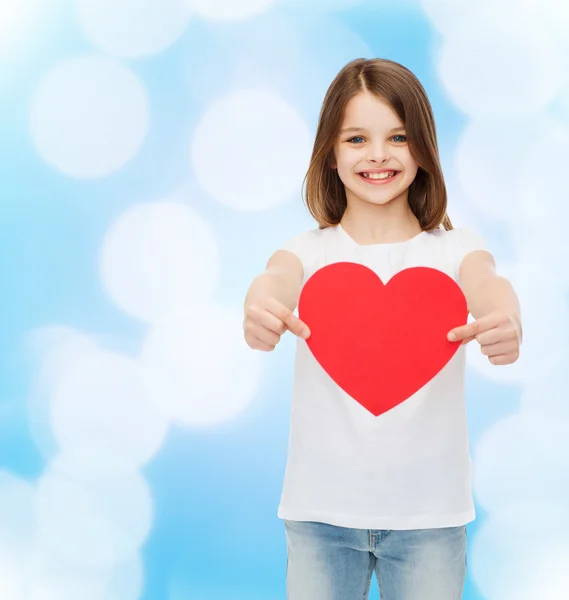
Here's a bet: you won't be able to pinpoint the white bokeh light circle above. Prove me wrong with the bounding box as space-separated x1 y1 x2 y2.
465 261 568 384
419 0 469 34
290 15 372 124
100 201 220 323
471 517 569 600
226 11 302 93
529 0 569 48
30 55 149 178
191 90 313 210
0 551 22 599
51 351 168 469
0 471 37 567
24 550 143 600
185 0 276 21
101 554 143 600
45 446 141 484
77 0 192 58
279 0 368 10
436 18 561 119
36 458 153 568
420 0 536 36
520 352 569 418
24 549 111 600
472 412 569 514
26 326 102 459
518 125 569 221
455 113 559 221
512 125 569 285
141 306 263 426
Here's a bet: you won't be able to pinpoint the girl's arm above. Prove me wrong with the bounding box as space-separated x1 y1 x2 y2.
245 250 305 313
243 251 311 351
447 250 522 365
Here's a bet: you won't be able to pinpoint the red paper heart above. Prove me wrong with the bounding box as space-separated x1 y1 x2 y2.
298 263 468 416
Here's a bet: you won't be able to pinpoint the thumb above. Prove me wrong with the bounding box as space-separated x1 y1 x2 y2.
282 311 311 339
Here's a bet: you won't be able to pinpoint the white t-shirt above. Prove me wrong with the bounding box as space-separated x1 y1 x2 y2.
277 224 487 530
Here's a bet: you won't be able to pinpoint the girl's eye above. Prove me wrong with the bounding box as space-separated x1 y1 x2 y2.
347 134 407 144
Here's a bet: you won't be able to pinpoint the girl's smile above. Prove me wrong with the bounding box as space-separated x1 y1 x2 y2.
357 169 401 185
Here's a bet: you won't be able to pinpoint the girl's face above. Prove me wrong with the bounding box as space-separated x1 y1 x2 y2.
332 92 419 208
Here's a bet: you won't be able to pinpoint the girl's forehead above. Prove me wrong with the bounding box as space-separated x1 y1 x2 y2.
340 94 404 130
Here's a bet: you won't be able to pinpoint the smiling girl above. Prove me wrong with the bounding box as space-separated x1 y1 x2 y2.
243 58 521 600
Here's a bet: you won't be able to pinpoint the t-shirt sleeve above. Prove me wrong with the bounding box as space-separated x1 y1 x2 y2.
448 227 488 279
280 232 308 261
279 230 319 284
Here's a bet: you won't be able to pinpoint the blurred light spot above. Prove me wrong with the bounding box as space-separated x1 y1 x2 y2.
511 125 569 285
472 412 569 514
421 0 537 35
436 16 561 118
0 551 22 599
520 352 569 418
279 0 368 10
30 55 149 178
191 90 312 210
24 547 111 600
185 0 276 21
36 458 153 568
100 554 143 600
141 307 263 426
455 113 559 221
471 517 569 600
51 352 168 469
77 0 192 58
284 14 373 124
25 326 101 459
100 201 220 323
466 262 569 384
23 548 142 600
0 471 37 567
226 11 302 93
0 0 32 34
0 0 40 56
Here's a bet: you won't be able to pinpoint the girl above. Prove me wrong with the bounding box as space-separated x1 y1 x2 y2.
243 58 521 600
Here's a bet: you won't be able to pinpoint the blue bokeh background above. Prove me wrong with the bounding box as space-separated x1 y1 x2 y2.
2 1 568 598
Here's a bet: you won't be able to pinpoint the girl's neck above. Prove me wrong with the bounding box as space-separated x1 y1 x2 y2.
340 201 422 246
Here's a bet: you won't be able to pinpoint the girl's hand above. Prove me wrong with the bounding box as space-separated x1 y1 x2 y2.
447 311 522 366
244 297 311 352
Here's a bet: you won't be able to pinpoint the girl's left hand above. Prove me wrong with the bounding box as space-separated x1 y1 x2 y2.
447 311 522 366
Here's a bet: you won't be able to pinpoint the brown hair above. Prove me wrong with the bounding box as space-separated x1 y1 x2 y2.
302 58 452 231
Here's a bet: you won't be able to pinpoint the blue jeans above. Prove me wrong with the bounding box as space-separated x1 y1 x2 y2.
284 520 467 600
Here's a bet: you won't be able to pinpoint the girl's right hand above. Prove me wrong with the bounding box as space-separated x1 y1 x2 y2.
244 297 311 352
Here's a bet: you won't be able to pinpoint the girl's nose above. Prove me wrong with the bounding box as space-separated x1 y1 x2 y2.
366 144 390 163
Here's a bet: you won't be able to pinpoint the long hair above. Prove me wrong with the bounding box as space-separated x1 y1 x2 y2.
303 58 452 231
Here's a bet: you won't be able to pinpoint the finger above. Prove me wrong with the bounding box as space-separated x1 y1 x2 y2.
508 315 523 345
476 322 519 346
489 352 519 366
244 317 281 347
460 334 476 346
481 340 519 357
448 313 501 342
259 311 287 336
284 315 311 339
244 333 276 352
475 327 505 346
266 298 311 339
448 322 479 342
251 326 281 347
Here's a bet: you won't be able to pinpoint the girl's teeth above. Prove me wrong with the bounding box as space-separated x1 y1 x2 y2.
362 171 396 180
